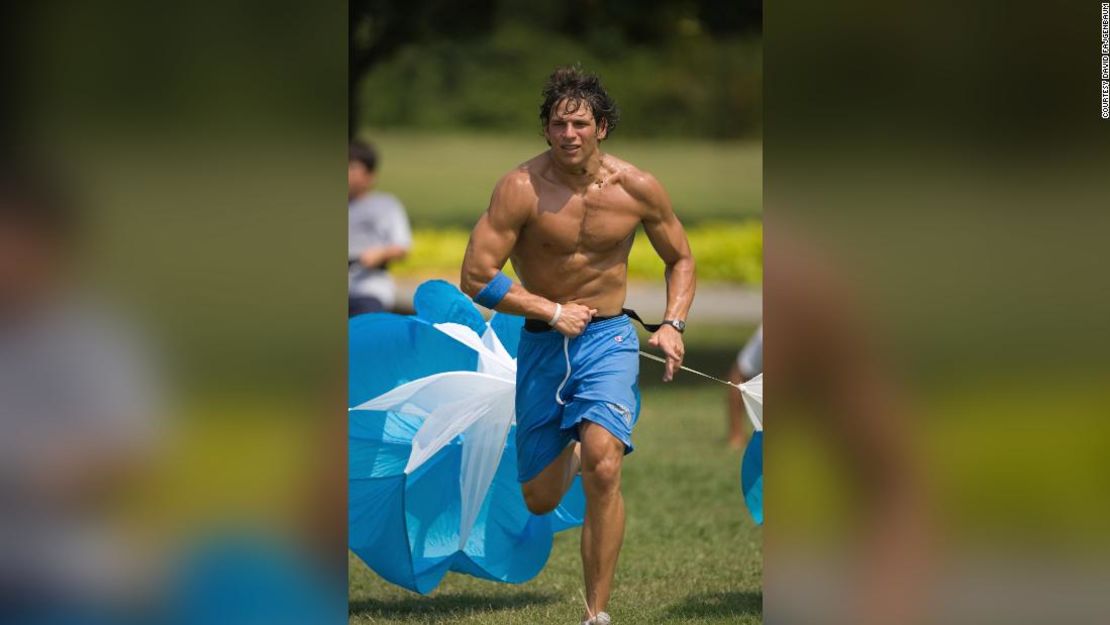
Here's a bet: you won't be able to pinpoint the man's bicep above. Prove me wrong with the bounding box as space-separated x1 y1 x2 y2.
643 205 691 265
632 172 687 262
466 213 518 270
462 173 530 291
474 176 530 264
648 218 688 265
460 213 517 296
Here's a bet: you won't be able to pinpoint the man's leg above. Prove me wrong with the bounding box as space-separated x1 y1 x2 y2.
521 441 581 515
727 361 748 449
579 421 625 620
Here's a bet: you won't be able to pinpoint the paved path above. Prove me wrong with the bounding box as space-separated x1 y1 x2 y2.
396 279 762 325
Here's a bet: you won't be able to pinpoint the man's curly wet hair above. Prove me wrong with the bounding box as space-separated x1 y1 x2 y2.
539 65 620 141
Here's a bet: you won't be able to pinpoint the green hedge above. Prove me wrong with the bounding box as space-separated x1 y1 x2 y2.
360 25 762 140
391 221 761 284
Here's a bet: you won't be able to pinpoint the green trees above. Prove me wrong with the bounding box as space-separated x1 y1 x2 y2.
350 0 762 139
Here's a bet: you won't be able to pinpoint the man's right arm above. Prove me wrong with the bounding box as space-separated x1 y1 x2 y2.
459 173 595 336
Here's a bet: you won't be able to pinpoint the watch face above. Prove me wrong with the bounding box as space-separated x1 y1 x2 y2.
671 319 686 332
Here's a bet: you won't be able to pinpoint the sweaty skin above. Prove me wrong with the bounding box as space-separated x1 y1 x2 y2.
460 99 695 379
506 151 639 316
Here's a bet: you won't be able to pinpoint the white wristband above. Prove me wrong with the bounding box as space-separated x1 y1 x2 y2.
548 303 562 326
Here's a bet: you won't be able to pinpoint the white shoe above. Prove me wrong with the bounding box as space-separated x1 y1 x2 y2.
581 612 611 625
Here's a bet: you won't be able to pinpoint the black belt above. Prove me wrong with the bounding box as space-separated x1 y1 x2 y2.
522 308 662 333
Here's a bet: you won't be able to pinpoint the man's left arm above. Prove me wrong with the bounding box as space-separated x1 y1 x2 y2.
634 172 696 382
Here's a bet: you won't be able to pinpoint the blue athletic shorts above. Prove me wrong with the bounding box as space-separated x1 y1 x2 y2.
515 314 641 483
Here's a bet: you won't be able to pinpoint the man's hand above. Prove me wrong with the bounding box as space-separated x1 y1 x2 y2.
648 325 685 382
552 303 597 338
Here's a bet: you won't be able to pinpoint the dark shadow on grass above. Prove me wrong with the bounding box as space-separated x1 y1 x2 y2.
664 590 762 618
349 591 555 620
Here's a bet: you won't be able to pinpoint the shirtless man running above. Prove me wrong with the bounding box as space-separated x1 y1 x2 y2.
460 66 695 625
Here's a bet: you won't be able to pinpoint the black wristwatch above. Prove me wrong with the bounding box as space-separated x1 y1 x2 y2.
662 319 686 333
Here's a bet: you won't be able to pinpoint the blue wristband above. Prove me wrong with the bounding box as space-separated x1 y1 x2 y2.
473 271 512 309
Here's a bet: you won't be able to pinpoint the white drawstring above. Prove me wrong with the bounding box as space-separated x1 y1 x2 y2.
555 335 571 405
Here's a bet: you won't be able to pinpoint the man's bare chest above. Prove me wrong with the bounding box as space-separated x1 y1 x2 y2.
522 188 642 254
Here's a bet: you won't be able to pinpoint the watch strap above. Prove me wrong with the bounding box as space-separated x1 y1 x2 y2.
662 319 685 332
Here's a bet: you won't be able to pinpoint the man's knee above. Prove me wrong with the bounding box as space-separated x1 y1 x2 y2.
580 423 624 493
521 482 562 515
581 449 622 494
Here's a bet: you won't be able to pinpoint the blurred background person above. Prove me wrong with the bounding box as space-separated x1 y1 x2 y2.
0 158 164 618
765 228 928 625
727 323 762 449
5 1 349 621
348 140 412 316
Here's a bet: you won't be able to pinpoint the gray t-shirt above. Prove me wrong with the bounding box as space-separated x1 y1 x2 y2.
736 324 763 378
348 191 412 307
1 294 163 600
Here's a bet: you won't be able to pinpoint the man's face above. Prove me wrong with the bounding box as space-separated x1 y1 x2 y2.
544 98 608 169
348 160 375 199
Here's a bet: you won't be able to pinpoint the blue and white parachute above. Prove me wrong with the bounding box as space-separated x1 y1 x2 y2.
739 374 763 525
348 280 584 594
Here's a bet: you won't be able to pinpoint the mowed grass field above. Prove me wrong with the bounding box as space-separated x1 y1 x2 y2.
349 378 763 624
365 130 762 228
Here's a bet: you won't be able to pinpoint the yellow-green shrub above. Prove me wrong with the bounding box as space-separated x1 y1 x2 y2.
391 221 761 284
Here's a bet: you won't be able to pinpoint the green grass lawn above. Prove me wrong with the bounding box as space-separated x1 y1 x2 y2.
348 384 763 624
364 130 762 228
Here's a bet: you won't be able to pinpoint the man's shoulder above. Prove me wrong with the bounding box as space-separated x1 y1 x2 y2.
493 159 543 201
505 152 551 182
607 155 663 202
498 166 533 188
